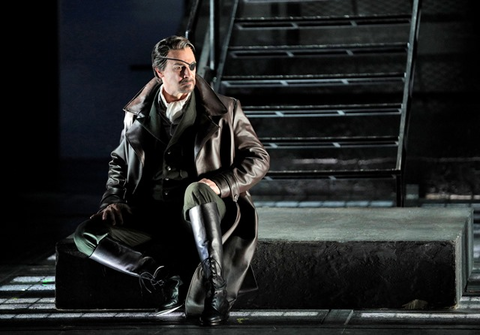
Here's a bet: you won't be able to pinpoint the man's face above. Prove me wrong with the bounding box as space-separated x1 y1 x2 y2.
155 48 196 101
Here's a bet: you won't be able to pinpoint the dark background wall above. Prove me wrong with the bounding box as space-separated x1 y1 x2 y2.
10 0 479 200
59 0 184 160
10 0 186 194
406 0 479 197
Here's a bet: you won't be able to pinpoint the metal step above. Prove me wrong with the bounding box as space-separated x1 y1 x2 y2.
236 0 413 19
244 104 403 139
228 42 408 58
261 136 400 172
261 136 399 148
223 43 408 77
243 103 402 118
221 72 405 88
229 22 410 47
265 169 401 179
234 14 411 29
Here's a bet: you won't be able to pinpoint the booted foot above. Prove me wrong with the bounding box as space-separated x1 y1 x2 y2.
156 275 184 315
199 309 229 326
156 303 183 315
139 267 183 315
199 284 230 326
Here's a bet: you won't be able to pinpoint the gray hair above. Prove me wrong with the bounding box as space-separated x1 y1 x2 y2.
151 35 195 77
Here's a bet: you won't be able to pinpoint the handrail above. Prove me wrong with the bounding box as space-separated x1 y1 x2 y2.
396 0 422 206
184 0 218 80
185 0 202 44
208 0 219 73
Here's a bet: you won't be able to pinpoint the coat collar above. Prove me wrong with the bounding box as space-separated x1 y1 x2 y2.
123 75 227 118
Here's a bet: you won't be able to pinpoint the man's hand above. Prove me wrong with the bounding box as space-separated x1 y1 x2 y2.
199 178 220 195
90 203 132 226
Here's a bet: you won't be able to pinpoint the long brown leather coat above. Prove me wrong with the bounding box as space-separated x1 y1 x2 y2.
99 75 270 316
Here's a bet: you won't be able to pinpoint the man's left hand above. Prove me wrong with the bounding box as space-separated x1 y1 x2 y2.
199 178 220 195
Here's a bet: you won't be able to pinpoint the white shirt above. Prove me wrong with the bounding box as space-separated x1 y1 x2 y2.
159 85 191 123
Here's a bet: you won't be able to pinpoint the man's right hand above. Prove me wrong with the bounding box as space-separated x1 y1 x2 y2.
90 203 132 226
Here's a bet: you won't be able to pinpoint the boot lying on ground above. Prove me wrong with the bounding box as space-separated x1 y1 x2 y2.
89 236 183 314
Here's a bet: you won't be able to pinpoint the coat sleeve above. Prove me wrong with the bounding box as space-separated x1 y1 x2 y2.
97 113 135 210
211 99 270 200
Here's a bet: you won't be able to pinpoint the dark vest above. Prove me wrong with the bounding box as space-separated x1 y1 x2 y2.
150 91 198 203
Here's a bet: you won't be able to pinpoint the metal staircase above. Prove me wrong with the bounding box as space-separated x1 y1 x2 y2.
186 0 422 206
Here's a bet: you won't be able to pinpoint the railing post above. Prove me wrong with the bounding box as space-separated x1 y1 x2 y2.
397 0 422 206
185 0 202 44
209 0 219 75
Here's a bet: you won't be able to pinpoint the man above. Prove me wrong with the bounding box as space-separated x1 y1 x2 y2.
73 35 270 326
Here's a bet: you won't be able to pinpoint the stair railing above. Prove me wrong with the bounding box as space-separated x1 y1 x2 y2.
396 0 422 206
184 0 220 82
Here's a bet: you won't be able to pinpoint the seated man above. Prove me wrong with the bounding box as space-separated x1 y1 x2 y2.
73 35 270 326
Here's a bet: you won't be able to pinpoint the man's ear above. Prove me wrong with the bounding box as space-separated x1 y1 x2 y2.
155 68 164 78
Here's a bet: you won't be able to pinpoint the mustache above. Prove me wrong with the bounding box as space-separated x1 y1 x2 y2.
180 78 193 84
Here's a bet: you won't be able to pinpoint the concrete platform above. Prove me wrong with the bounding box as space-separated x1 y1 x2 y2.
55 207 473 311
236 207 474 309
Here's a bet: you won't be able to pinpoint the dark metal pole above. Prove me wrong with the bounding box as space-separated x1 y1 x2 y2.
185 0 202 44
209 0 218 72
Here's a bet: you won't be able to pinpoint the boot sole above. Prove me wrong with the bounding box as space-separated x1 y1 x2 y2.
199 314 229 326
155 303 183 316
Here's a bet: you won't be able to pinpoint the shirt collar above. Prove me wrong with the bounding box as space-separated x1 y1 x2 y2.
159 85 191 123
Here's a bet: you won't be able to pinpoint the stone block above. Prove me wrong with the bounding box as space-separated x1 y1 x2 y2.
235 207 473 309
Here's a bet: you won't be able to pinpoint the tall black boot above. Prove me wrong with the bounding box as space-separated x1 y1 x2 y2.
189 202 229 326
89 236 183 314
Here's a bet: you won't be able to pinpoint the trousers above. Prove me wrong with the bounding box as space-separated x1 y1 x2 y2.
73 182 226 268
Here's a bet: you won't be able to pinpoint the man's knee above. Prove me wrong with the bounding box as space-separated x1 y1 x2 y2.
73 218 108 257
183 182 226 221
184 182 216 206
